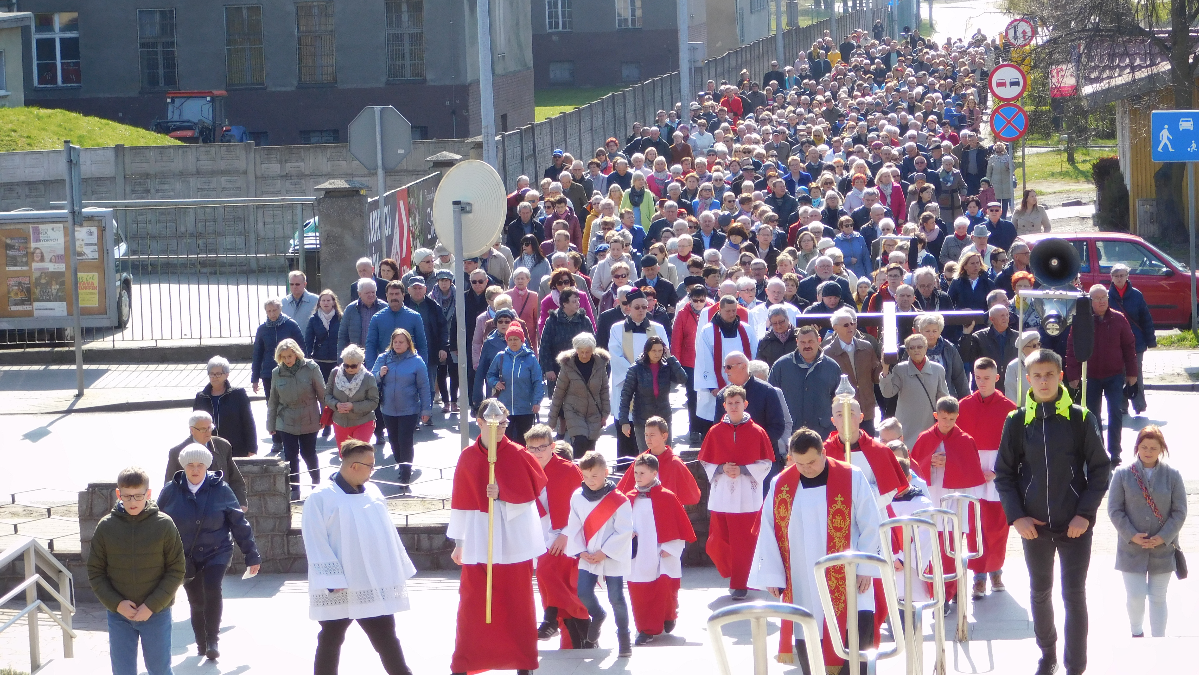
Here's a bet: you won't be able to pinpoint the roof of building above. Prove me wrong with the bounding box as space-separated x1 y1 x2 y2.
1079 30 1198 109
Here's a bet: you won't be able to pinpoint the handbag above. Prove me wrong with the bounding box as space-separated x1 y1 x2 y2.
1131 466 1187 580
320 406 334 428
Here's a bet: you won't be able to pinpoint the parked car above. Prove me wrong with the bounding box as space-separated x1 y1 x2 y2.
1024 232 1198 329
285 217 320 280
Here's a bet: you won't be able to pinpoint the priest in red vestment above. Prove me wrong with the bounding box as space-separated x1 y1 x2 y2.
616 416 702 505
698 385 775 599
448 400 548 675
957 357 1018 597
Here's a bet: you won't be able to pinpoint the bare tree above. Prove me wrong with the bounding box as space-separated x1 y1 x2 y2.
1003 0 1198 241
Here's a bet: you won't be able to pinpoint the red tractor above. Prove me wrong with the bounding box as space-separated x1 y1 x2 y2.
151 90 249 143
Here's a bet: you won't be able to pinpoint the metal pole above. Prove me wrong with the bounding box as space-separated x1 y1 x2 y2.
64 142 84 398
1188 161 1197 333
24 547 40 672
679 0 691 111
374 106 386 201
1021 137 1027 195
775 0 785 65
477 0 498 168
453 202 471 451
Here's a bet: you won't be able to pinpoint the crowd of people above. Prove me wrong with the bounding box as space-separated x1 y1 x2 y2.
82 24 1187 675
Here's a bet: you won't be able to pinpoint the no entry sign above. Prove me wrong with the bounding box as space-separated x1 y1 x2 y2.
990 103 1029 142
1005 18 1035 48
989 63 1028 101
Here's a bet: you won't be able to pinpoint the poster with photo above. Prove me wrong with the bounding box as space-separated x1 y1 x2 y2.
32 268 67 316
75 226 99 261
5 236 29 270
7 277 31 311
31 224 66 269
77 272 99 307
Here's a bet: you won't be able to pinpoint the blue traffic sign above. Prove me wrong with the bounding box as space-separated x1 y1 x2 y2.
990 103 1028 142
1150 110 1199 162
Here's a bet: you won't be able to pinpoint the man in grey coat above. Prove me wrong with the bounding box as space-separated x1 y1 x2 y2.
767 324 842 440
337 279 386 355
164 411 248 507
281 270 319 325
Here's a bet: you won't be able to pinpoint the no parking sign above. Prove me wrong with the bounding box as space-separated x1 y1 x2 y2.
990 103 1029 142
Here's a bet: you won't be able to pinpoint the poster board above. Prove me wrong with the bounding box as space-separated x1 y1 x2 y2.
0 209 116 329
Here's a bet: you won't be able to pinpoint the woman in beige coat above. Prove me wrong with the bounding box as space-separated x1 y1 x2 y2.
266 338 326 499
1012 189 1053 235
878 333 949 450
547 333 611 458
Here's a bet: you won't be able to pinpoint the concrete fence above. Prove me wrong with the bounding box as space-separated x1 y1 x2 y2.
495 6 888 188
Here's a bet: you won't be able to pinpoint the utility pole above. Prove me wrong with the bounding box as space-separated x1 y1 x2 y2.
476 0 497 168
775 0 785 65
678 0 691 112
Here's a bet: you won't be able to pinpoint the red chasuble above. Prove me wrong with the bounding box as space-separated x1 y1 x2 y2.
711 321 752 388
451 434 547 513
625 484 697 545
698 418 776 466
616 447 702 506
824 431 909 496
772 460 854 665
537 454 583 529
909 426 985 488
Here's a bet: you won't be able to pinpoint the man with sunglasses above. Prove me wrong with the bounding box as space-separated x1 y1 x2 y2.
983 201 1017 252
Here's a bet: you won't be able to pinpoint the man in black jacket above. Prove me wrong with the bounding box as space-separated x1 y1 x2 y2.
405 277 448 420
994 349 1110 675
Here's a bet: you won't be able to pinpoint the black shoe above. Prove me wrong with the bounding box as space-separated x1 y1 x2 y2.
205 643 220 660
196 643 206 657
586 613 605 643
1132 632 1144 638
1035 653 1058 675
663 619 675 634
290 487 301 501
1111 457 1122 468
321 425 332 439
537 620 559 640
580 639 598 649
618 631 632 657
634 632 655 646
730 588 748 600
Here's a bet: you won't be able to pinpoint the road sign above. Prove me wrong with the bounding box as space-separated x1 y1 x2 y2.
348 106 412 172
990 103 1029 142
1150 110 1200 163
989 64 1028 102
1005 18 1035 48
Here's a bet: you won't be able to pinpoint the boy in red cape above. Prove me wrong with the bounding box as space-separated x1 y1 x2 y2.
750 428 883 672
625 453 697 645
448 400 548 675
616 416 702 506
909 395 987 601
698 384 775 599
957 357 1018 598
524 426 591 649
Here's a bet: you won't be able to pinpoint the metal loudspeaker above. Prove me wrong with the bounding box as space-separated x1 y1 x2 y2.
1028 238 1083 337
432 160 507 259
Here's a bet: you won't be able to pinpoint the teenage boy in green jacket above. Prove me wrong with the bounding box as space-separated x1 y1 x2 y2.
87 467 186 675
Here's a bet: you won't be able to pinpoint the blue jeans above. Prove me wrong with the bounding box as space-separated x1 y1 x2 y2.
107 606 173 675
577 570 629 635
1084 373 1125 462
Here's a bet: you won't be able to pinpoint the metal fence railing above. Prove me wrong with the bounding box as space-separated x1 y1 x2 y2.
0 198 316 349
496 5 888 187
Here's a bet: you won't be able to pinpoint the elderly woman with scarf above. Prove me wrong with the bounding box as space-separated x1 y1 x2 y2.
323 345 380 447
622 173 656 233
539 268 596 333
305 289 342 440
430 270 461 412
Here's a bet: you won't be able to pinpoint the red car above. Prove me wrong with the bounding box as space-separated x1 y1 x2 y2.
1023 232 1199 329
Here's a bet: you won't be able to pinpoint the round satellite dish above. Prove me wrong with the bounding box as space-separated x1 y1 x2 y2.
432 160 506 259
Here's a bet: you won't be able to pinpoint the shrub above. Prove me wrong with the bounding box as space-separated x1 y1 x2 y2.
1092 157 1129 232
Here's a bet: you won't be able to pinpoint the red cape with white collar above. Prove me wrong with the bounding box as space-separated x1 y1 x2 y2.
823 430 909 496
625 483 697 544
616 446 702 506
910 425 985 489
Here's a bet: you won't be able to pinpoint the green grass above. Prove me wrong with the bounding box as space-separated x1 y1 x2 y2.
1012 146 1113 186
535 87 625 121
1157 330 1197 349
0 107 180 152
1 667 29 675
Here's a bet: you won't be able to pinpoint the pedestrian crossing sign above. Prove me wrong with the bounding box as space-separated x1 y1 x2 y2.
1150 110 1200 163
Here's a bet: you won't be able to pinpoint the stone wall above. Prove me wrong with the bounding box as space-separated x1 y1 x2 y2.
679 450 715 567
228 458 304 575
76 481 118 604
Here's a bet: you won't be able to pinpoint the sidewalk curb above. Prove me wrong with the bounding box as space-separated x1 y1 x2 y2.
1143 382 1199 392
3 394 266 416
0 343 253 366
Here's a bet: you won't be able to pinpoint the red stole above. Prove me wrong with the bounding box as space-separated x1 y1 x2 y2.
824 431 909 496
712 320 752 387
538 454 584 530
616 447 703 506
582 490 629 544
957 390 1017 451
773 460 854 665
910 425 986 488
625 484 697 544
450 435 547 513
698 417 776 466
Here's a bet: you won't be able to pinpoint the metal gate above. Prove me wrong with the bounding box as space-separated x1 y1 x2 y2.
0 197 316 349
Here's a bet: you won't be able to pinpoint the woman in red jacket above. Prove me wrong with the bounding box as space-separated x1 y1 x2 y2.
670 285 714 444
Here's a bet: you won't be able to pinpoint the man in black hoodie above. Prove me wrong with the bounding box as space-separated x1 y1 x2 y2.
994 349 1110 675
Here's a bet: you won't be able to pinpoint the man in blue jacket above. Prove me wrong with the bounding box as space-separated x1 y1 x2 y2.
365 280 429 371
251 298 304 452
1107 264 1156 415
405 277 448 419
486 323 544 442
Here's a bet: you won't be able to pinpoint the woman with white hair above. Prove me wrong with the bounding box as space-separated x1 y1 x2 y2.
547 332 611 457
194 355 258 457
267 338 326 500
1005 331 1043 403
324 345 380 448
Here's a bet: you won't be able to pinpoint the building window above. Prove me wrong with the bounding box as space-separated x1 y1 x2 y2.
0 51 6 91
548 61 574 85
34 12 80 86
248 131 269 146
621 62 641 82
385 0 424 80
297 2 335 84
750 0 766 10
411 126 429 140
137 9 177 90
616 0 641 28
225 5 265 86
300 129 338 144
546 0 571 31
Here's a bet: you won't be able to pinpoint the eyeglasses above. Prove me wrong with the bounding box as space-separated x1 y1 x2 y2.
190 425 212 433
556 280 572 287
527 442 554 453
471 280 487 285
119 492 147 502
987 208 1001 213
723 364 744 370
837 321 857 328
343 364 360 371
349 461 376 472
612 274 628 279
495 319 513 326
